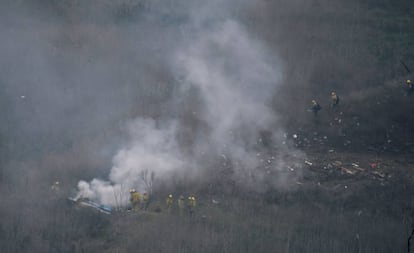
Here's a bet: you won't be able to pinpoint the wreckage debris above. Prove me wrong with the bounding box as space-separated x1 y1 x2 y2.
304 160 313 166
341 167 357 175
68 197 112 215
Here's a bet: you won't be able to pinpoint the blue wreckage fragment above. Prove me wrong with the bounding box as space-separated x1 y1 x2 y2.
68 197 112 215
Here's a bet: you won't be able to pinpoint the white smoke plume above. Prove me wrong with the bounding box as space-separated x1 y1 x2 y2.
77 2 304 206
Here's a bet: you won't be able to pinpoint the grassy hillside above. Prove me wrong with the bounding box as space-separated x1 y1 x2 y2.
0 0 414 252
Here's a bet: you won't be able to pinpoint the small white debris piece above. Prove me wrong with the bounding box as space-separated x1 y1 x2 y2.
341 167 357 175
288 166 295 172
351 163 359 168
344 185 348 189
328 149 335 153
304 160 313 166
293 134 298 139
20 95 25 99
371 171 386 178
212 199 219 204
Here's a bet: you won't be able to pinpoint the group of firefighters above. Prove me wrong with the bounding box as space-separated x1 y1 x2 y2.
129 190 197 216
310 91 339 116
166 194 197 216
310 79 412 116
129 189 149 211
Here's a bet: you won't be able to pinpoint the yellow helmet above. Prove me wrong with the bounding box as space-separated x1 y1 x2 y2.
407 79 412 84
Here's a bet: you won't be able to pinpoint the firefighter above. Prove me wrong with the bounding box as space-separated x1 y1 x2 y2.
51 181 60 191
166 194 174 212
50 181 60 199
331 92 339 108
406 79 413 95
178 195 185 216
129 189 140 211
142 192 149 210
311 100 321 116
187 195 196 216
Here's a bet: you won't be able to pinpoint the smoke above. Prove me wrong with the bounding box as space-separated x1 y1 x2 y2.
76 1 304 206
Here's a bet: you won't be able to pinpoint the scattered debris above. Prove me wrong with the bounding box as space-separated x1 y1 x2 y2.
341 167 357 175
371 171 386 178
304 160 313 166
332 161 342 166
68 197 112 215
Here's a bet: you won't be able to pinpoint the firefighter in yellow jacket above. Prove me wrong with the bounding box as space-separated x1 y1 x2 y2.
331 92 339 108
166 194 174 213
142 192 149 210
406 79 413 95
129 189 140 211
187 195 196 216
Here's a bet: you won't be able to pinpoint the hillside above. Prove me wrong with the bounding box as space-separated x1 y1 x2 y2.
0 0 413 252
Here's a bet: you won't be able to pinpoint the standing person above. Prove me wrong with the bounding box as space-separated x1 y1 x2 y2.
142 192 149 210
406 79 413 95
331 92 339 108
311 100 321 116
129 189 140 212
166 194 174 213
187 195 196 217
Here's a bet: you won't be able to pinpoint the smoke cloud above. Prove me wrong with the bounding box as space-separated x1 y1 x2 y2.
76 1 304 206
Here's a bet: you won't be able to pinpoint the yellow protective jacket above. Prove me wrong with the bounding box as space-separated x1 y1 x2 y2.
188 197 196 207
131 192 140 203
166 197 173 207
